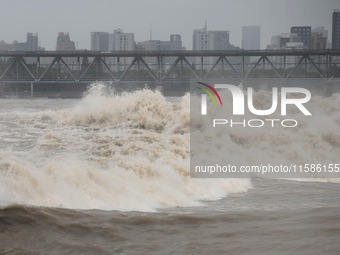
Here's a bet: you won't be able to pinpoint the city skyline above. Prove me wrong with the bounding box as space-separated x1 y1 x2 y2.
0 23 335 52
0 0 338 50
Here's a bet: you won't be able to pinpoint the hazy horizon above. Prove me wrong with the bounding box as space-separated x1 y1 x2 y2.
0 0 339 50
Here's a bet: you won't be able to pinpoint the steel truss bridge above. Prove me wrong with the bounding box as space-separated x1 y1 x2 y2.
0 49 340 85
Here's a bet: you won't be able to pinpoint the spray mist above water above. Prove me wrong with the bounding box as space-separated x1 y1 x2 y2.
0 83 251 212
1 83 339 212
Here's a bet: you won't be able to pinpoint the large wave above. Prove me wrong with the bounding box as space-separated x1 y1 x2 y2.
1 84 339 212
0 84 251 212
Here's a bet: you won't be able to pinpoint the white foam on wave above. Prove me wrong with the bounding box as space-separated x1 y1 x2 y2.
1 84 339 211
0 84 251 211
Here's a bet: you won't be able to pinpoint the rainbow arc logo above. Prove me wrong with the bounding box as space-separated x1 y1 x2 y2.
196 82 223 106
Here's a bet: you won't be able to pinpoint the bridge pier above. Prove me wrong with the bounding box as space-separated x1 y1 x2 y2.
323 80 340 97
31 82 34 98
322 81 330 97
0 83 3 98
155 84 163 94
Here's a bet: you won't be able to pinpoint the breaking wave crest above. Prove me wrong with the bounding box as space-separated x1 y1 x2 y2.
2 84 339 212
0 84 251 212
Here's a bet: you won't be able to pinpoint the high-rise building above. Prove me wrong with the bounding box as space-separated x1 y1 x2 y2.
242 26 261 50
311 27 328 50
110 29 134 71
242 26 261 63
193 26 208 51
137 34 184 68
193 25 239 67
269 35 281 49
170 34 183 50
137 34 184 51
193 26 230 51
56 32 76 51
290 26 311 48
312 26 328 39
332 9 340 49
91 32 109 51
111 29 134 51
311 32 327 50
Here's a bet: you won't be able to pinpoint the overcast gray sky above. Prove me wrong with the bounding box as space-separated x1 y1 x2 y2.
0 0 338 50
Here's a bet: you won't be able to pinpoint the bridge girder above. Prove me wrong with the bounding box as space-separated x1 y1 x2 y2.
0 50 339 84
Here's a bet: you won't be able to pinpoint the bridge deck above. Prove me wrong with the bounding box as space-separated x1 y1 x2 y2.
0 50 339 84
0 49 340 57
